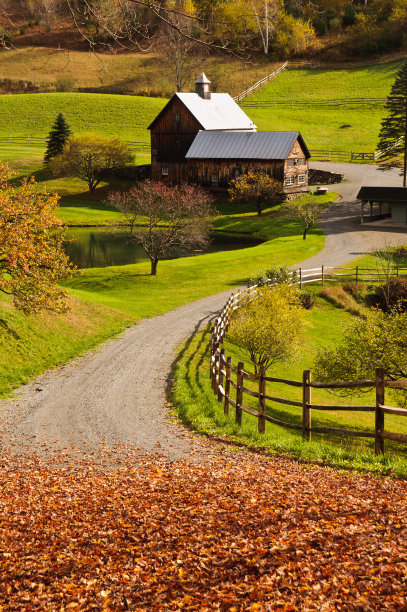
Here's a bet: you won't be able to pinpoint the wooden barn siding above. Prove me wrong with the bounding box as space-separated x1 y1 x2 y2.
150 97 202 164
187 159 285 188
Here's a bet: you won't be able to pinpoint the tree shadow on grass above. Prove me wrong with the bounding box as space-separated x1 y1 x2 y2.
0 319 20 340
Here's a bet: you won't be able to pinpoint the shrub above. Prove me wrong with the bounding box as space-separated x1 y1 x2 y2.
248 265 298 287
55 76 76 92
299 291 316 310
369 277 407 312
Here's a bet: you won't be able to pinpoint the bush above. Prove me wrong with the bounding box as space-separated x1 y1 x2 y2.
55 76 76 92
248 265 298 287
369 277 407 312
299 291 316 310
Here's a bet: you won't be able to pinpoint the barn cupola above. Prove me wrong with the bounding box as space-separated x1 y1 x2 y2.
195 73 211 99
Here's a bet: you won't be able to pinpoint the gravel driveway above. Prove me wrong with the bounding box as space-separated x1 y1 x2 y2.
1 162 406 462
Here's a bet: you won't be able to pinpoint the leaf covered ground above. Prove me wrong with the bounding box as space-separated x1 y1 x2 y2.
0 450 406 611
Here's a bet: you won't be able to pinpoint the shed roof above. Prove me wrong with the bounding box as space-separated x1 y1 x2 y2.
357 186 407 202
148 93 256 131
185 130 310 160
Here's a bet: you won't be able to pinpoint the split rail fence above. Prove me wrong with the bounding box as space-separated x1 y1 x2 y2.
209 266 407 456
233 61 288 102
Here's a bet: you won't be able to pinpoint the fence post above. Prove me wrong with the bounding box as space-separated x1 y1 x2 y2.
209 328 215 378
212 342 219 392
258 365 266 433
356 265 359 287
321 264 324 287
299 268 302 289
302 370 311 440
375 366 385 455
235 362 243 426
218 348 225 402
224 357 232 416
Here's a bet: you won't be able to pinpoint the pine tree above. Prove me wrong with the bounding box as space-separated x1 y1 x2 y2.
377 60 407 187
44 113 72 165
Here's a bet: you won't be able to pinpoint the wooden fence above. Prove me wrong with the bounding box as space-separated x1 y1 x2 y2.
239 97 386 108
233 61 288 102
209 267 407 455
0 136 151 152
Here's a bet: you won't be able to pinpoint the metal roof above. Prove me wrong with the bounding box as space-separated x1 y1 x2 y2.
195 72 211 84
174 93 256 131
357 186 407 202
186 130 309 160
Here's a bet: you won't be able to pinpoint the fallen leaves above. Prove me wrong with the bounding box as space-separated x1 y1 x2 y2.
0 450 406 610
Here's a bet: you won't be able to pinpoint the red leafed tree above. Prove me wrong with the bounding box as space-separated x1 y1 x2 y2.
0 164 76 313
108 180 215 275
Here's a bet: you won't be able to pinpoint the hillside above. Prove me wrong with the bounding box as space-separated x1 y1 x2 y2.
0 59 402 157
0 92 165 141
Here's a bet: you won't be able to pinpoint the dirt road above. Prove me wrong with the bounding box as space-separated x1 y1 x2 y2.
1 162 406 462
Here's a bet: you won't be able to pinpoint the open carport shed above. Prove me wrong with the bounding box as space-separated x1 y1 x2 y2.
357 186 407 224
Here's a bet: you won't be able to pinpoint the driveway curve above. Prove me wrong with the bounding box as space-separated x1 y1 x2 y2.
1 162 406 462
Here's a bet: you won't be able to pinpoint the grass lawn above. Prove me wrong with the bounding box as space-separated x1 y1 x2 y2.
171 290 407 477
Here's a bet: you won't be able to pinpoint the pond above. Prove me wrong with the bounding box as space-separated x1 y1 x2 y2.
64 228 262 269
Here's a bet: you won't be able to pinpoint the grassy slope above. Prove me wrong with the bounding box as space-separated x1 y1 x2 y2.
0 294 131 398
172 292 407 476
0 92 165 140
0 48 278 97
246 61 403 153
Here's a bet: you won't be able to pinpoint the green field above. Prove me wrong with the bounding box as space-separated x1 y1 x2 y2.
0 92 165 141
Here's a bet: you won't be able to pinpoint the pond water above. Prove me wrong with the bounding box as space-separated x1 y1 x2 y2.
64 228 261 269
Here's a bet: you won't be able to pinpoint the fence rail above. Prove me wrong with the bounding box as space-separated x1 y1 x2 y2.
239 97 386 108
233 61 288 102
209 266 407 455
0 136 151 152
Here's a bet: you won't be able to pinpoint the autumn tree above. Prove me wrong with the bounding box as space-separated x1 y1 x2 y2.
278 198 328 239
377 59 407 186
107 180 215 275
0 163 76 313
50 133 134 192
314 308 407 388
229 170 285 216
228 283 305 373
44 113 72 165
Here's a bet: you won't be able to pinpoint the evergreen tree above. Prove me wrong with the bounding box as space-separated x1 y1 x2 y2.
377 60 407 186
44 113 72 165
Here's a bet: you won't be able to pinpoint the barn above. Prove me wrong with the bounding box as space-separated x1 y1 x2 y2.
148 73 310 192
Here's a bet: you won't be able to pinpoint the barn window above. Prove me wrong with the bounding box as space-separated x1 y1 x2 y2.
151 148 157 156
298 158 306 166
287 159 296 167
211 173 219 186
162 167 169 176
285 175 295 186
234 168 241 177
174 113 180 122
298 174 306 184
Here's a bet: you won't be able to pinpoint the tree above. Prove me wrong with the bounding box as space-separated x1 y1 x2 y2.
377 59 407 186
107 180 215 275
44 113 72 165
228 283 305 373
314 308 407 388
0 163 76 313
277 198 328 239
158 1 202 92
50 133 134 192
228 170 285 216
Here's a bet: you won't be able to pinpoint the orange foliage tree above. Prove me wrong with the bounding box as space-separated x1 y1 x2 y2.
0 164 76 313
